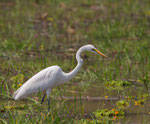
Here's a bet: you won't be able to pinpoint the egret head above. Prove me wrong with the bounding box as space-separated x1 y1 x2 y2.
82 44 108 58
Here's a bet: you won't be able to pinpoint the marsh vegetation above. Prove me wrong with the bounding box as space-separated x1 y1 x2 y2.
0 0 150 123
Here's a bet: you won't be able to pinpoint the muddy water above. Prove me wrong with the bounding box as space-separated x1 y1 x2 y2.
64 86 150 123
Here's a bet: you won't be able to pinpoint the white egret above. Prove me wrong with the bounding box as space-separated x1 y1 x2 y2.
13 44 107 111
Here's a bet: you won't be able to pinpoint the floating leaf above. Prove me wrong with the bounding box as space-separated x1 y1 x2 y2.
3 104 25 111
134 99 145 107
94 108 125 120
105 80 131 87
11 74 24 89
39 44 44 51
116 100 129 109
47 17 54 22
11 74 24 83
144 10 150 16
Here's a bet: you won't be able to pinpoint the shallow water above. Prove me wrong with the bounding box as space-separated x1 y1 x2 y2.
63 86 150 123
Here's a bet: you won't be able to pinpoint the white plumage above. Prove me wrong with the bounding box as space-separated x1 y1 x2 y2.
13 66 64 100
13 44 107 111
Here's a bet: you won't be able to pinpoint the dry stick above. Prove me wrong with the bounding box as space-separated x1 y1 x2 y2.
53 96 120 101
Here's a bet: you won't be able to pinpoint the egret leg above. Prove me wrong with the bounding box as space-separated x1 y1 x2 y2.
48 98 50 111
41 93 46 104
46 89 51 112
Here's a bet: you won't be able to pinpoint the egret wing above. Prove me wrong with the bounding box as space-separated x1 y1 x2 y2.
13 67 54 100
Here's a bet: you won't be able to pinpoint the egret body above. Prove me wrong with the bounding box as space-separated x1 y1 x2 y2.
13 44 107 111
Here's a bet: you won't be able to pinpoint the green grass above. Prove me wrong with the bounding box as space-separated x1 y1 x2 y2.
0 0 150 123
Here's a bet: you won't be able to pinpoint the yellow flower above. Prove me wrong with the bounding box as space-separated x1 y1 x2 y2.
112 108 115 111
18 84 22 87
115 111 119 115
105 96 108 99
134 101 138 106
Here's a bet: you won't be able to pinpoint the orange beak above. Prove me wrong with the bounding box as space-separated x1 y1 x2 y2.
94 49 108 58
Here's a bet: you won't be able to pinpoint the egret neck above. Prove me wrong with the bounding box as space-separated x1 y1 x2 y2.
64 47 83 81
